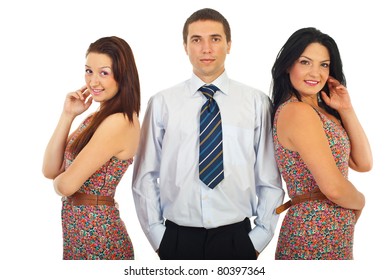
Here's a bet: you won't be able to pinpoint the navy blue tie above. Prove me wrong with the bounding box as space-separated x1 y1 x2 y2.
199 84 224 189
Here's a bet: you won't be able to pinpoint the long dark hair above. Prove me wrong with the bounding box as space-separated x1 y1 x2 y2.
270 27 345 124
70 36 141 155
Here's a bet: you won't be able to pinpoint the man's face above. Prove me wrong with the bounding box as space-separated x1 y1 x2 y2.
184 20 231 83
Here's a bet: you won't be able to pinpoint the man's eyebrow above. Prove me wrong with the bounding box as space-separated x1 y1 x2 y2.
190 34 222 39
190 35 201 39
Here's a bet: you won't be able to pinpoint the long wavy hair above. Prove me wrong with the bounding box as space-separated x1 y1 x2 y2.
270 27 345 125
70 36 141 155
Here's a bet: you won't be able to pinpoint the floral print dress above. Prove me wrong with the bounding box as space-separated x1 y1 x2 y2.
61 115 134 260
273 99 355 260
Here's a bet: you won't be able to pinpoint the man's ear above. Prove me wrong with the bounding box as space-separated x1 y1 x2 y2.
227 40 231 54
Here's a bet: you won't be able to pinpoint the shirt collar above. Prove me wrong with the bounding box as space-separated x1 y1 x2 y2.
189 71 229 96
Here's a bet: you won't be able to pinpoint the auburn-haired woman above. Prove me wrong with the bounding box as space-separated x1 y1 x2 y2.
43 36 140 259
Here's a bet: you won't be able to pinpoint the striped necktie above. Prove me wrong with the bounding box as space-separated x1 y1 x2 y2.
199 84 224 189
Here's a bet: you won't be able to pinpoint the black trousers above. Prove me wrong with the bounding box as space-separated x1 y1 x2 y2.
158 218 257 260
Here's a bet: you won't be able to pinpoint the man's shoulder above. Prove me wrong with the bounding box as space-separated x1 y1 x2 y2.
157 80 188 95
228 79 269 99
147 80 190 107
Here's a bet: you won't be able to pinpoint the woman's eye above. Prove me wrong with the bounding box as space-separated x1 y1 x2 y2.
300 60 310 65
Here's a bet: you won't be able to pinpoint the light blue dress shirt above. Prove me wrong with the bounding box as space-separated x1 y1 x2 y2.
132 72 284 253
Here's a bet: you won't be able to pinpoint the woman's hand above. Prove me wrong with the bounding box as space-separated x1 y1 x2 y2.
63 85 93 117
320 76 352 112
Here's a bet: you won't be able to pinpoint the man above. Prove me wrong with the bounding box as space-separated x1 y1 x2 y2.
132 8 284 260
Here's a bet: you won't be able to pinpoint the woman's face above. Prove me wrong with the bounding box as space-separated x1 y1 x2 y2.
289 42 330 98
84 52 119 103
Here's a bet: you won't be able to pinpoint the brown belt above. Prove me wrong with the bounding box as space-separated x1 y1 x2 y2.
66 192 115 206
276 188 327 214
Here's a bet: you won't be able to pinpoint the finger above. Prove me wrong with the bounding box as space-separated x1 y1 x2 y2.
335 84 347 91
320 91 331 104
327 78 341 92
83 88 91 98
80 85 88 94
327 76 341 86
84 96 93 109
67 91 81 99
86 96 93 105
74 89 85 100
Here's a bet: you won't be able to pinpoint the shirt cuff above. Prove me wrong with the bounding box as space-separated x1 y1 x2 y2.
149 223 167 251
248 225 273 253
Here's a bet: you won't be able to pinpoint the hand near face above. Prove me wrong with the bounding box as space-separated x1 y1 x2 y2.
320 76 352 112
63 85 93 117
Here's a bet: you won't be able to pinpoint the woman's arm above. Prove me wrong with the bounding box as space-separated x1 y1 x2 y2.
42 87 92 179
53 113 139 197
277 102 365 211
321 77 373 172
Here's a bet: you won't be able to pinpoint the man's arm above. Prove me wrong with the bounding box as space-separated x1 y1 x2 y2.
249 94 284 254
132 95 166 251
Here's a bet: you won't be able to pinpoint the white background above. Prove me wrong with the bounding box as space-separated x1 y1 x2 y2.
1 0 387 279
